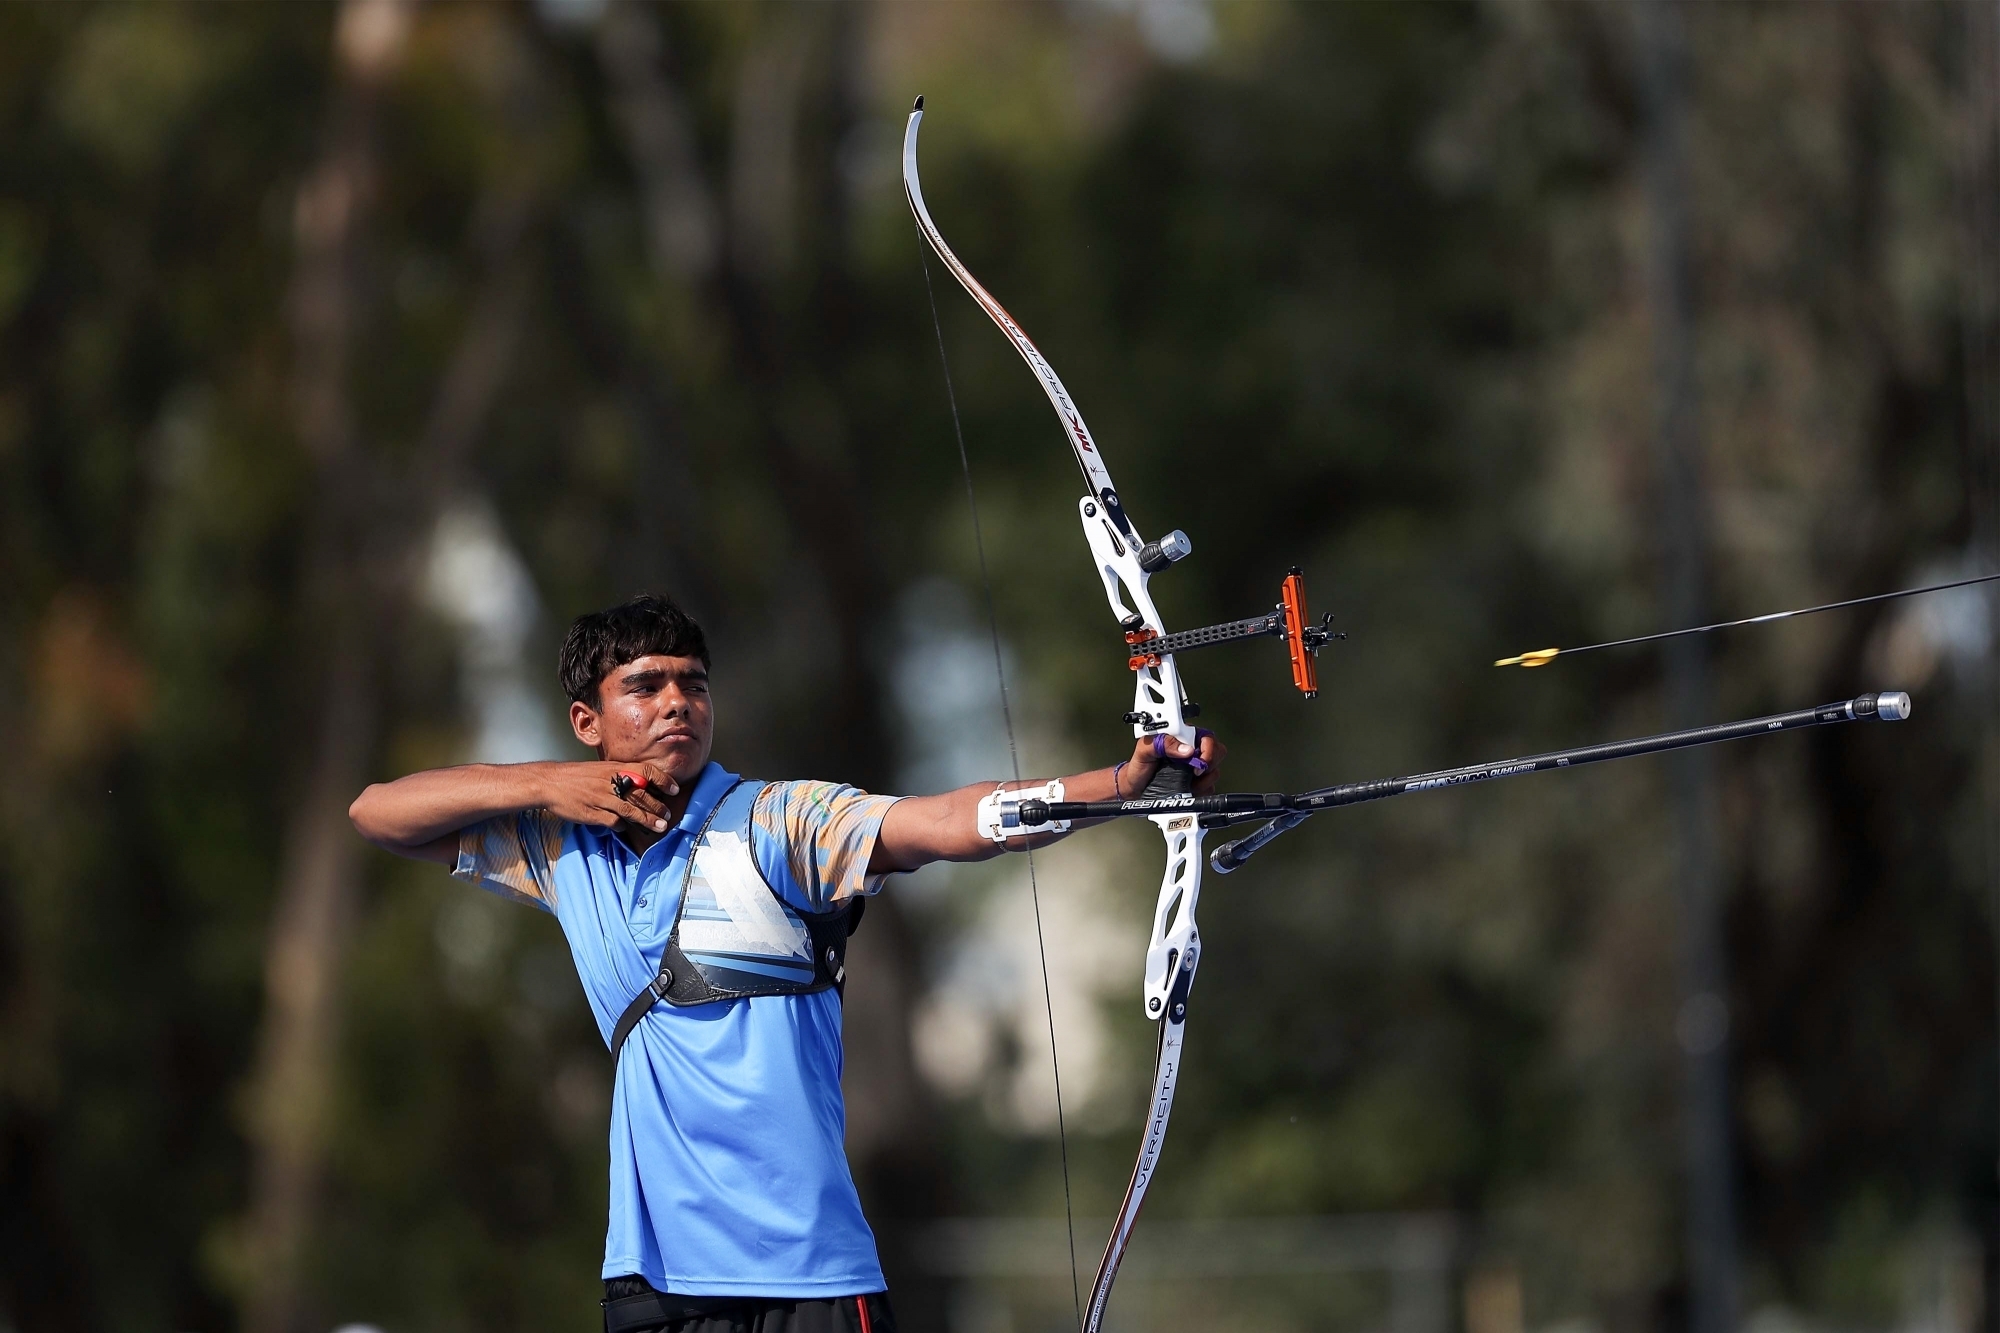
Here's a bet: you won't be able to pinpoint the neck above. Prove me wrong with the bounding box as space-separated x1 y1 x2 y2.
617 772 699 855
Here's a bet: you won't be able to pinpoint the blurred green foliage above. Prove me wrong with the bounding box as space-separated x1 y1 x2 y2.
0 2 1995 1332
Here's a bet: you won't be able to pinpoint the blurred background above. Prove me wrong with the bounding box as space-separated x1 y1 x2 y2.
3 2 1999 1331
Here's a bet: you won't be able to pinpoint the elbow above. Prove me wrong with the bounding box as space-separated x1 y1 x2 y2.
348 785 389 843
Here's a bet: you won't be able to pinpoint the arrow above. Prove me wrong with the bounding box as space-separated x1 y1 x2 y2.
1493 572 2000 667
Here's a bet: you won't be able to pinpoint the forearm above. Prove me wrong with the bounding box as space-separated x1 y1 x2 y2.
349 762 561 851
874 763 1127 872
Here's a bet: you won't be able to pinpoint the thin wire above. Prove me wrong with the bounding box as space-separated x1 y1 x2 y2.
918 243 1084 1325
1494 572 2000 666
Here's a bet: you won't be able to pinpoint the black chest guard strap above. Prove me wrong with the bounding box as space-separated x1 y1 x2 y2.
607 782 867 1060
609 901 861 1060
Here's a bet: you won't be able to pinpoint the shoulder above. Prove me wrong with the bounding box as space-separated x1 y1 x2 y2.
754 777 880 815
749 779 903 906
454 809 573 910
752 779 898 834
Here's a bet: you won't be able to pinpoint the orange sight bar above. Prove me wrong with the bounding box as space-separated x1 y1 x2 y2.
1280 568 1318 699
1121 568 1340 698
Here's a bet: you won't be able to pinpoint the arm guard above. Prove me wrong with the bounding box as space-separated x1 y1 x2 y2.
975 778 1070 843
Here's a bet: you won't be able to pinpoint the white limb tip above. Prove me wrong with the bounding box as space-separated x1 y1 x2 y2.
913 94 924 111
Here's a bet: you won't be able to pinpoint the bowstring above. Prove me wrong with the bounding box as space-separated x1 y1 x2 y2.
917 243 1084 1325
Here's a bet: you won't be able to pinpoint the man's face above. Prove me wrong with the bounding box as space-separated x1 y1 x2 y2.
569 654 714 783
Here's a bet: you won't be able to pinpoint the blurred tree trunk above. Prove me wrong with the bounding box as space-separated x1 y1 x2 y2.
590 0 722 614
1634 5 1739 1333
238 5 409 1329
239 5 538 1329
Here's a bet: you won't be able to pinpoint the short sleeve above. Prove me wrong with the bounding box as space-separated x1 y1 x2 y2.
752 781 901 910
452 810 567 912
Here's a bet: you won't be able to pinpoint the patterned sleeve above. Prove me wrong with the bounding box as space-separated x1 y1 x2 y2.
752 781 902 910
452 810 567 912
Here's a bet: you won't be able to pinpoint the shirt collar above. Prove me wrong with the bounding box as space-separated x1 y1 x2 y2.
671 761 739 842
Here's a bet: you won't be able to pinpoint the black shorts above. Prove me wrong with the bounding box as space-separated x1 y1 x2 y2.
602 1278 896 1333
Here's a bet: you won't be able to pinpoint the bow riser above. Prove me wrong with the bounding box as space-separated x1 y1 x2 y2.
1074 496 1205 1019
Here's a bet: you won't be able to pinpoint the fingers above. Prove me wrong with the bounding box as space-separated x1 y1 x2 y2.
616 797 669 832
620 780 676 820
630 765 680 830
1125 734 1212 772
1143 734 1208 763
1124 731 1226 795
603 764 676 831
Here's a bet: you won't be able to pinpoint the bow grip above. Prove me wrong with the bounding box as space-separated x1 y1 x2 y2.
1140 751 1196 797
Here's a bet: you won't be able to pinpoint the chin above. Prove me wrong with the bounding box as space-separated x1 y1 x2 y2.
658 748 705 777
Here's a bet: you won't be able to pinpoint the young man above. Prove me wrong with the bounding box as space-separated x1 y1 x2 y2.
348 593 1222 1333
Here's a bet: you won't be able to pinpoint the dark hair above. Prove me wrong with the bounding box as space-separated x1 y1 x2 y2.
558 594 711 706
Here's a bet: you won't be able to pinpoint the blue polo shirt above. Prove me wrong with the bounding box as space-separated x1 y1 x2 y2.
453 761 899 1297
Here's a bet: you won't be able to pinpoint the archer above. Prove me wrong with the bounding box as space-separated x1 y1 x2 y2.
348 592 1224 1333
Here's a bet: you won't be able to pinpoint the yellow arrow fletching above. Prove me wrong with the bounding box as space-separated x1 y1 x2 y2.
1494 648 1561 668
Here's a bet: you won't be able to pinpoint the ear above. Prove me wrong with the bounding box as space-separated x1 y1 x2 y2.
569 698 602 748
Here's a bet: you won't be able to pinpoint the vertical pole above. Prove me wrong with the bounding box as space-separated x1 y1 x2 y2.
1634 5 1739 1333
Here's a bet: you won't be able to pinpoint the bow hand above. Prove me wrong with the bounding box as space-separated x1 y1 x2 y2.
1122 731 1226 797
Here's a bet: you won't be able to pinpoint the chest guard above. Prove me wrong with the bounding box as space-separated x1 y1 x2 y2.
609 779 861 1059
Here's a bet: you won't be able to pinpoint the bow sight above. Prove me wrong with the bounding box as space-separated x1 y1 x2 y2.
1121 566 1344 711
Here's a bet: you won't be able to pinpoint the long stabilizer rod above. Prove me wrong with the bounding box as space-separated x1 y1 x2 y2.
1494 573 2000 667
1001 692 1912 871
